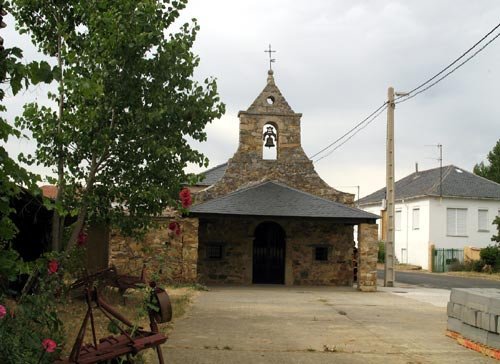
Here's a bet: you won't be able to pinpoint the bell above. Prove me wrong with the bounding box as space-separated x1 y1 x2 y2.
264 136 275 148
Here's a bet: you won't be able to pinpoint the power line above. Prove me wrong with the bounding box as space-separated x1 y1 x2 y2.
314 104 388 163
309 101 387 160
310 21 500 162
396 21 500 100
396 30 500 104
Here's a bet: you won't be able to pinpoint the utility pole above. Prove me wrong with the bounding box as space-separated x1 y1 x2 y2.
384 87 408 287
385 87 396 287
438 143 443 198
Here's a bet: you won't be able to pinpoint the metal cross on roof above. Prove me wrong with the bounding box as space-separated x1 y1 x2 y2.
264 44 276 71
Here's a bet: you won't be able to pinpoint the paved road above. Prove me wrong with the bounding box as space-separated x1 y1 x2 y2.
377 269 500 289
162 286 495 363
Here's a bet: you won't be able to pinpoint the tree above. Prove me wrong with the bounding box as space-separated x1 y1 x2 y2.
0 0 38 243
492 216 500 244
13 0 225 250
474 139 500 184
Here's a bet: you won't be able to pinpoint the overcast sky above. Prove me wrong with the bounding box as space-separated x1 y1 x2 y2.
3 0 500 198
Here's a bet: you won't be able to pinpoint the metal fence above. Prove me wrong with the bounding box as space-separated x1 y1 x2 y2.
432 248 464 273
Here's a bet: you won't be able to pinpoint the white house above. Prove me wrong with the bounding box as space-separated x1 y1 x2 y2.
358 165 500 270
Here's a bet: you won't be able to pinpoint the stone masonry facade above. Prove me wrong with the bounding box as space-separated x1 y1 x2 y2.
197 216 355 286
109 217 199 283
195 71 354 206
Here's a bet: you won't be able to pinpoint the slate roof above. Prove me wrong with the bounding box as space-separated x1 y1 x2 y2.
190 181 379 221
358 165 500 206
196 162 228 186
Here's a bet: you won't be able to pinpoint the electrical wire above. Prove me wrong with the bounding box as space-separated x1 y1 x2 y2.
314 104 388 163
310 21 500 162
395 21 500 101
309 101 387 159
396 30 500 104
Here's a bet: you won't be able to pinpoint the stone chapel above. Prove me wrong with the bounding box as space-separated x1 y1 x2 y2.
110 70 379 291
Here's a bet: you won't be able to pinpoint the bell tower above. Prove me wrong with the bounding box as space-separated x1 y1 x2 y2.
236 69 306 161
197 69 353 205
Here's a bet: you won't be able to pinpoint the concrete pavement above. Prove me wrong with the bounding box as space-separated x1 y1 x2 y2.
159 285 496 363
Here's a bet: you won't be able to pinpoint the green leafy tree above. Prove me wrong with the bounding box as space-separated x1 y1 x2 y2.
13 0 225 250
0 1 33 243
474 139 500 184
492 216 500 244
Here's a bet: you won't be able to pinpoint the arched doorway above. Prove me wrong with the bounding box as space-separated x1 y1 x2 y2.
253 222 286 284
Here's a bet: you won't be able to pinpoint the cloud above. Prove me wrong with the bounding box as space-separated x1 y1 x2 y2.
4 0 500 196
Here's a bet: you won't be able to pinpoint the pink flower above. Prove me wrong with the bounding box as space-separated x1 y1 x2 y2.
77 230 88 246
179 188 192 209
48 260 59 274
0 304 6 319
168 221 181 236
42 338 57 353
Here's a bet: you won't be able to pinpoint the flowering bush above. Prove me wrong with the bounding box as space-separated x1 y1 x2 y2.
48 259 59 274
41 338 57 353
179 188 192 209
0 246 87 363
168 221 181 236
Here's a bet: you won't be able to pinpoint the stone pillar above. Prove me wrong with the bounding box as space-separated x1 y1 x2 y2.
357 223 378 292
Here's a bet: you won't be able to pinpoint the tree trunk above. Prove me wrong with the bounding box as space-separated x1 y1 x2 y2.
65 154 98 250
51 33 65 252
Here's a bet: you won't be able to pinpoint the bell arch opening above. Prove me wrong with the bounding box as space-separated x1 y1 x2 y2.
262 123 278 160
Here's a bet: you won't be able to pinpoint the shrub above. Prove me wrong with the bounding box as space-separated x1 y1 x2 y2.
480 245 500 267
378 241 385 263
448 261 465 272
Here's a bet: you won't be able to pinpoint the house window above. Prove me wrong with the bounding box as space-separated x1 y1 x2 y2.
314 247 329 261
206 244 224 260
395 210 402 231
478 209 489 232
412 208 420 230
447 208 467 236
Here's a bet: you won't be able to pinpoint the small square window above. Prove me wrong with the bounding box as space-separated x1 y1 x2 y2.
315 247 328 261
206 244 223 260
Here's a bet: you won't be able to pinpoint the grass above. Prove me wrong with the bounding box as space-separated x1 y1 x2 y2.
444 271 500 281
57 285 197 358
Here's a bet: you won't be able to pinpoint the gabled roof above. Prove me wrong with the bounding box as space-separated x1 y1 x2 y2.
240 70 299 116
196 163 228 186
358 165 500 206
190 180 379 221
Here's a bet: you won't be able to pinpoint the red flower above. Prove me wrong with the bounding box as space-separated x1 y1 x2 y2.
42 338 57 353
0 304 6 319
168 221 181 236
48 260 59 274
77 230 88 246
179 188 192 209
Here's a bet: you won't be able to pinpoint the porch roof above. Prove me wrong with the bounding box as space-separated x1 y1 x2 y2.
190 181 379 222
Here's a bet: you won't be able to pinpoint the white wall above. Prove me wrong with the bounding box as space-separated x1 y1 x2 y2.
394 199 430 269
361 200 431 269
429 198 500 250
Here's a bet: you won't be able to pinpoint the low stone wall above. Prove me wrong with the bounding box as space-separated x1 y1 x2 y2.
447 288 500 349
109 217 199 283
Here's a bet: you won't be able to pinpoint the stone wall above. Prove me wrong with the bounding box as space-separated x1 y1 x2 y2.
357 223 378 291
197 216 355 286
109 217 199 283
